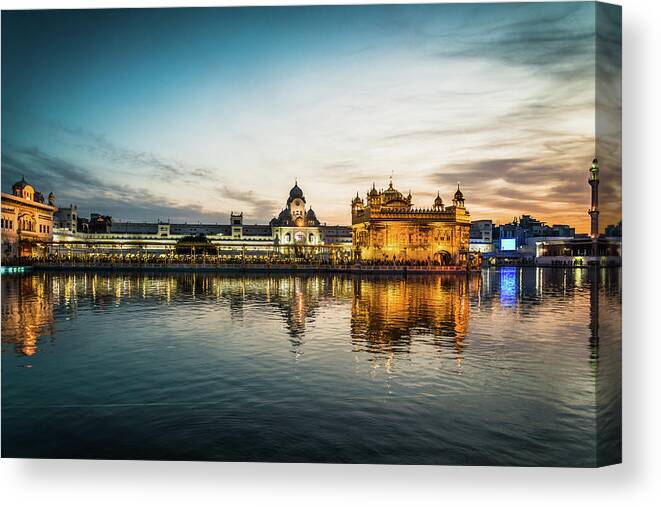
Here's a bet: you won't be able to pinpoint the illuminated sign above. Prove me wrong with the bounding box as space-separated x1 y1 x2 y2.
500 238 516 251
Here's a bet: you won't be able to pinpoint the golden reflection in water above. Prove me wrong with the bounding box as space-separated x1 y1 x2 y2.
350 275 479 362
3 271 482 360
1 274 54 356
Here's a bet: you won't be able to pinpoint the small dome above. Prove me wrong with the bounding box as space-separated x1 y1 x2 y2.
454 184 464 201
271 208 293 226
306 208 319 225
352 192 363 205
369 183 378 196
12 176 29 191
383 179 403 200
287 181 305 204
434 191 443 207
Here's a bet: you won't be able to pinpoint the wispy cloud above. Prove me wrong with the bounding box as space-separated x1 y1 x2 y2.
217 185 280 221
55 124 216 181
1 144 227 222
0 3 621 232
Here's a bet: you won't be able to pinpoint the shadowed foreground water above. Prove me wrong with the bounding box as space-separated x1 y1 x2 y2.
1 268 621 466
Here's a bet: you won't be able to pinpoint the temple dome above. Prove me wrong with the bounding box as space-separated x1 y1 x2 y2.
382 179 406 206
454 184 464 201
287 181 305 204
434 191 444 208
270 208 293 226
12 176 30 191
306 208 319 225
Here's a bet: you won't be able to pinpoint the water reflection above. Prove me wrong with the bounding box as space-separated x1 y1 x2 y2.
499 267 517 307
350 275 479 360
1 268 621 465
1 273 55 356
2 269 619 361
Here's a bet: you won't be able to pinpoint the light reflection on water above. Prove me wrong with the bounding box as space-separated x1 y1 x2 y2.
1 268 621 466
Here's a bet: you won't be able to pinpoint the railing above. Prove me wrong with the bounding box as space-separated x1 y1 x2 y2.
30 261 477 273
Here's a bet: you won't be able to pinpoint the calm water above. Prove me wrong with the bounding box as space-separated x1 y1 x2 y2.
1 268 621 466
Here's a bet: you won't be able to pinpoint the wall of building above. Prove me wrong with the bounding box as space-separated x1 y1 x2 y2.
2 192 57 261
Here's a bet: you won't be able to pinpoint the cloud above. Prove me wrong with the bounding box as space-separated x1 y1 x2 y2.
426 149 603 226
55 124 216 182
1 144 227 222
0 3 621 233
217 185 280 221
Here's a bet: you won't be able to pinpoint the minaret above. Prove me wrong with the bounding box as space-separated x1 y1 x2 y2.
589 158 600 256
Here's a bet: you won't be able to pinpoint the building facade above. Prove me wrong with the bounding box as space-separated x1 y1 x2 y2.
351 179 471 264
469 219 494 253
54 204 78 233
269 182 323 246
50 182 352 260
1 177 57 262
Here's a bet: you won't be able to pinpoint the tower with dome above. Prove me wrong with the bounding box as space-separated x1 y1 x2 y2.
351 178 471 264
269 181 323 246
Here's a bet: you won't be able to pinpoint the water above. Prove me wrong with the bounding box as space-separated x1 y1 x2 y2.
1 268 621 466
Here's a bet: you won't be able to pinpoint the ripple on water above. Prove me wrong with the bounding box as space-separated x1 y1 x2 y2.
1 268 621 465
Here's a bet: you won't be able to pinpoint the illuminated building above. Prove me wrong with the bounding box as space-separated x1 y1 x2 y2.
351 178 471 264
48 181 352 259
1 177 57 261
469 219 494 253
269 181 322 245
54 204 78 233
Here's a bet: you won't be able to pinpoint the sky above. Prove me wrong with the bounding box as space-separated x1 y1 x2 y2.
1 2 621 232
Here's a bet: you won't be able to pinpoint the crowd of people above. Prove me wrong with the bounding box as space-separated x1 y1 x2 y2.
26 251 473 269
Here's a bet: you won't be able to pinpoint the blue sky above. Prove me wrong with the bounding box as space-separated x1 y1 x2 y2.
1 3 621 231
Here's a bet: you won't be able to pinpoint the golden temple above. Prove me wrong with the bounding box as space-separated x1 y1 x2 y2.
351 178 471 264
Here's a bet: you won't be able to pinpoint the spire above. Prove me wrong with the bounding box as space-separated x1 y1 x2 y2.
453 182 465 206
434 190 443 208
590 158 599 181
589 156 600 241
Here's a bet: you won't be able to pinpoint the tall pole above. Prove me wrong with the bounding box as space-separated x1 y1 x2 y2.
588 158 600 257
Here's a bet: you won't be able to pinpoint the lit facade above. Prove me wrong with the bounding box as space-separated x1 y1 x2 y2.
351 179 471 264
50 182 352 258
269 181 323 246
1 177 57 261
